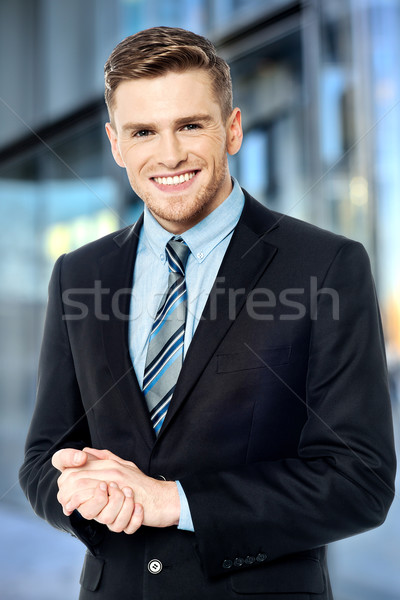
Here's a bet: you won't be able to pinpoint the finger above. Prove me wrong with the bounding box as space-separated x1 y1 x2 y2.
76 482 109 520
83 452 102 464
83 447 134 467
124 503 144 535
57 476 101 507
83 448 114 460
107 487 135 533
63 482 106 514
52 449 87 472
59 463 124 490
93 484 125 526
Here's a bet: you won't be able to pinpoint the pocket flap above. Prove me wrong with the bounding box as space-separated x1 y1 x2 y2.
231 556 325 594
79 551 104 592
217 346 291 373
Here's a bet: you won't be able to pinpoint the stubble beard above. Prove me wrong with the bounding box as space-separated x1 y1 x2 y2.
131 158 230 228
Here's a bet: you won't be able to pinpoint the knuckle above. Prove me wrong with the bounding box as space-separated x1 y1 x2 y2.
78 505 88 517
80 508 94 520
109 488 123 502
69 492 79 507
81 504 99 520
68 471 78 483
125 522 140 535
102 514 115 525
114 487 124 499
125 514 143 535
109 468 121 481
94 486 106 500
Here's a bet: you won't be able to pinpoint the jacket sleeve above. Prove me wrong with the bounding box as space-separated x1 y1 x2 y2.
19 254 105 551
179 240 396 578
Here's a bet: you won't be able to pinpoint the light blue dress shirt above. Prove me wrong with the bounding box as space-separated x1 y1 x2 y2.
128 178 245 530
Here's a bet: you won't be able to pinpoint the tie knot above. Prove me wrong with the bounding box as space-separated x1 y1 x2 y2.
166 237 190 276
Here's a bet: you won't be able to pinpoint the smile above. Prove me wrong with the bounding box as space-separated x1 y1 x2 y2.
152 171 197 186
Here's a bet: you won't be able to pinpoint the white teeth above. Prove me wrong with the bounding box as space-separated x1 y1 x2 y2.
153 172 196 185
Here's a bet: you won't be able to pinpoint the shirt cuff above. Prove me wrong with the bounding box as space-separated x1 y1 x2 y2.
175 480 194 532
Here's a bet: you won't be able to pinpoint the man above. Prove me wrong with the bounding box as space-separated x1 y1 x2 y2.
20 26 396 600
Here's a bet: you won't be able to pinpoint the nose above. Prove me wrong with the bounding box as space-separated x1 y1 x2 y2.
156 132 187 169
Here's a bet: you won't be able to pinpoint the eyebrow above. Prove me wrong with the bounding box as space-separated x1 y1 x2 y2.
175 114 214 127
121 114 214 133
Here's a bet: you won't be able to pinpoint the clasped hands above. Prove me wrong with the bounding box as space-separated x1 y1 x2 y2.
52 448 180 535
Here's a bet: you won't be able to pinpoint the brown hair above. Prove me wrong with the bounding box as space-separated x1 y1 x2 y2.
104 26 233 122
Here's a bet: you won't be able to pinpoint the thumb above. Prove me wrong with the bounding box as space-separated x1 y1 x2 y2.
83 447 120 461
51 448 87 471
83 447 131 466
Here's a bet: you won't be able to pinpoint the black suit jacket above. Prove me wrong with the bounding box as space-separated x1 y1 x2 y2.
20 191 396 600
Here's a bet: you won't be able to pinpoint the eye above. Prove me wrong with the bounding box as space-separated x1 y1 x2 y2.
182 124 200 131
133 129 152 138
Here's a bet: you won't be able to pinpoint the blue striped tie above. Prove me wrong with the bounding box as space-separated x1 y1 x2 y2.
143 237 190 435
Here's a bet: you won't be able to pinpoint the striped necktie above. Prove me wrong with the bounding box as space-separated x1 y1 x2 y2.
143 237 190 436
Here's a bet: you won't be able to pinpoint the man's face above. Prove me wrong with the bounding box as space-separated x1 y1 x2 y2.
106 69 242 233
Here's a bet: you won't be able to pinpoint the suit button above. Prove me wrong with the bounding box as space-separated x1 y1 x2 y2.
148 559 163 574
234 557 244 567
245 555 255 565
256 552 267 563
222 559 233 569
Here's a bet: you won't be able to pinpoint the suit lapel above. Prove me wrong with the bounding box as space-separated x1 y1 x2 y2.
99 215 155 450
158 193 279 438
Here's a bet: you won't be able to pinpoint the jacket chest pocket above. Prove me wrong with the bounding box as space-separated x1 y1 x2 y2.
217 346 291 373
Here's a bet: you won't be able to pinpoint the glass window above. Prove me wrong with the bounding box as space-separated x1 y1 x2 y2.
228 26 307 220
0 119 120 510
119 0 208 37
210 0 292 30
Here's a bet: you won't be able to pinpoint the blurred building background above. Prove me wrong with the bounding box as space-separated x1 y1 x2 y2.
0 0 399 598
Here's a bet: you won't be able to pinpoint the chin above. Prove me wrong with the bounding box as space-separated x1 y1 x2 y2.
148 197 201 220
156 209 199 226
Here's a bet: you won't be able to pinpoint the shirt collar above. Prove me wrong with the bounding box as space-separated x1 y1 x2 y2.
142 178 245 263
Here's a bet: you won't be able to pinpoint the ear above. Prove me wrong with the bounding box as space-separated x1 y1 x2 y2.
105 122 125 168
226 108 243 156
